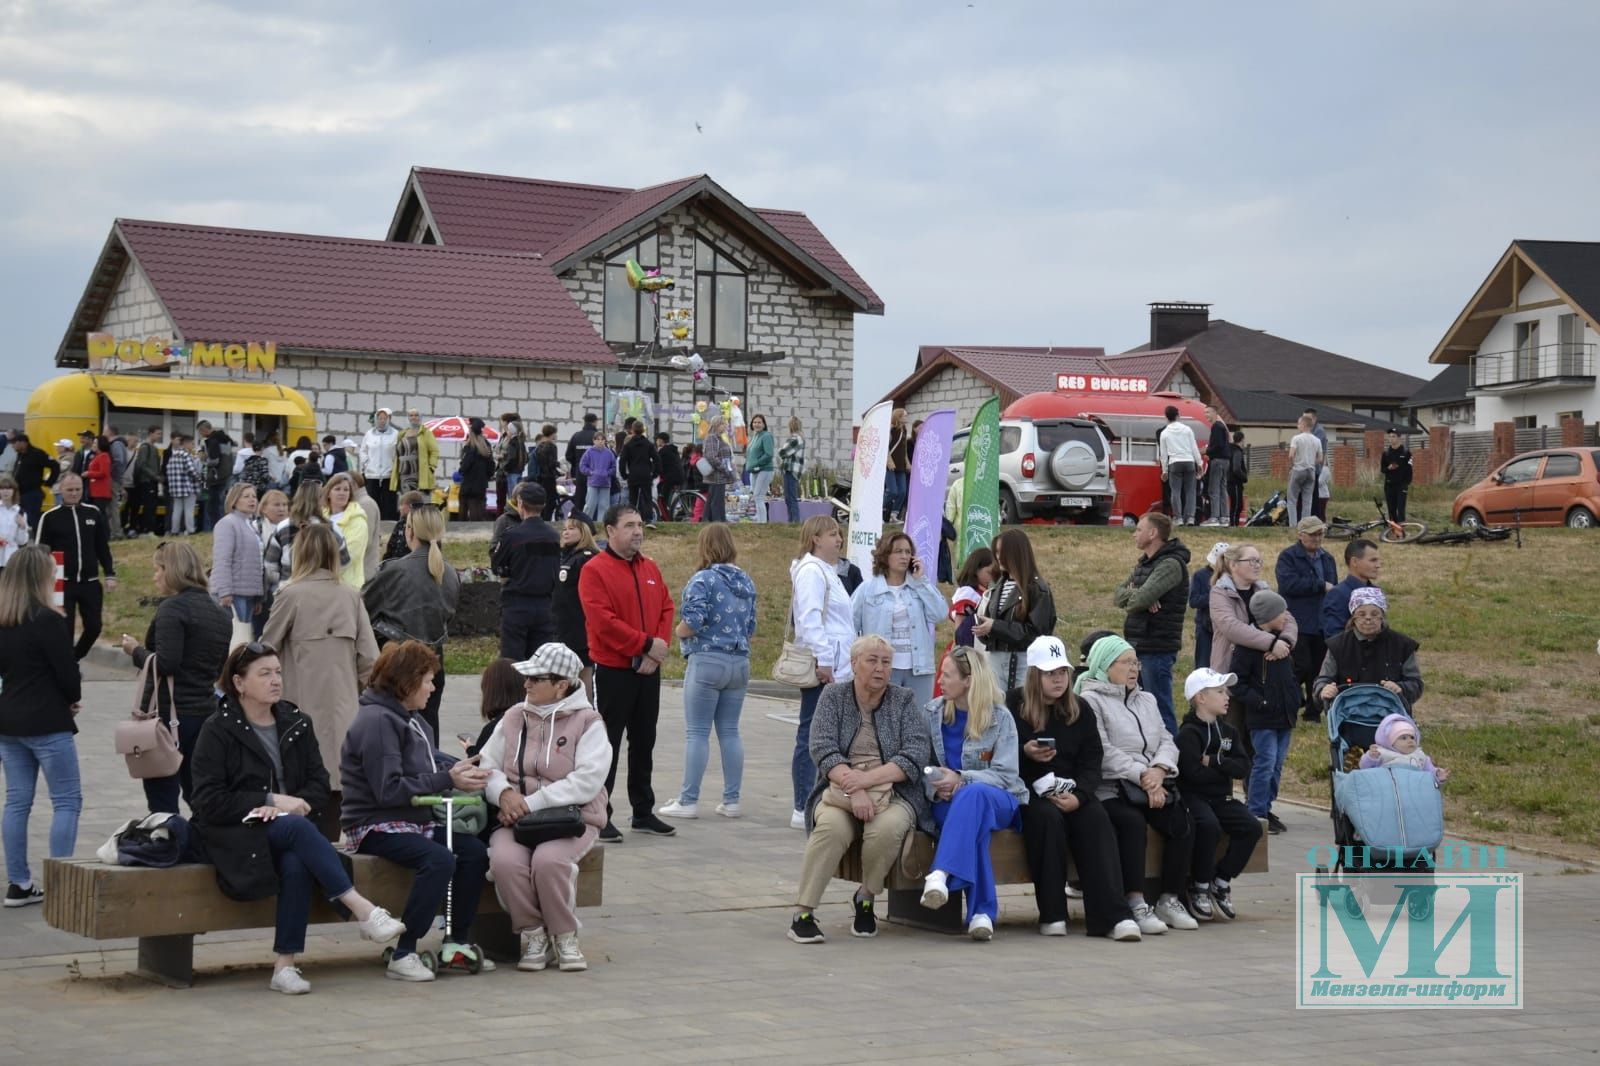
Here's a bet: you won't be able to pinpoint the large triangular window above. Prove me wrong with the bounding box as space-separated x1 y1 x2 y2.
694 236 747 351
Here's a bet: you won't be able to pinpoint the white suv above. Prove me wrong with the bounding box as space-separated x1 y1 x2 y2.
950 417 1116 524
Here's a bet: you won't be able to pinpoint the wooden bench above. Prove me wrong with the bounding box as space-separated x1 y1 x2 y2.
837 827 1268 933
43 849 603 986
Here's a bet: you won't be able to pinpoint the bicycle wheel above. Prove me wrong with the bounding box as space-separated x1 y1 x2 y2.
1381 521 1426 544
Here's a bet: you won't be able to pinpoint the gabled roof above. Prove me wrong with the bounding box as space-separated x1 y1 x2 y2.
1126 320 1426 400
1214 386 1406 431
390 167 884 314
56 220 616 368
1403 364 1473 409
1428 240 1600 365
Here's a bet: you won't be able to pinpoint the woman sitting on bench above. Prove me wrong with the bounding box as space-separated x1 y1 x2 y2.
916 646 1026 940
190 641 407 996
340 640 493 983
787 635 932 945
1008 636 1141 941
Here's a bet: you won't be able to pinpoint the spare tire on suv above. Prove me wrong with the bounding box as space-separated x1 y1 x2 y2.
1048 439 1099 491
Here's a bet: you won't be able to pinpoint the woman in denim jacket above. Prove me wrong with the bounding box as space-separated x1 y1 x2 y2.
850 532 947 706
918 647 1026 940
659 524 756 820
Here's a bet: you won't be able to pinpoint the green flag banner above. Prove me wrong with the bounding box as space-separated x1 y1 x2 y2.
959 395 1001 559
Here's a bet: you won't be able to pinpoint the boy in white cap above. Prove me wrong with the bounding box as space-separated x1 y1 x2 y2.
1175 668 1261 920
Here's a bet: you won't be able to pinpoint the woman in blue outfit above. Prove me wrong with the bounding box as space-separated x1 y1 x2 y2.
850 532 947 707
660 523 757 820
917 646 1026 939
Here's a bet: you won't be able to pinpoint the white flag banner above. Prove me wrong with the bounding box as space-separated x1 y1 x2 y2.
847 400 893 575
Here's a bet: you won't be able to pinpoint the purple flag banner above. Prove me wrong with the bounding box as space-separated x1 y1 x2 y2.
904 409 955 578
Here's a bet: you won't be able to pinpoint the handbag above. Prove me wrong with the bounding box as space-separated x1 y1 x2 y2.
508 711 588 849
771 563 830 688
695 456 714 477
1118 776 1181 808
114 656 183 780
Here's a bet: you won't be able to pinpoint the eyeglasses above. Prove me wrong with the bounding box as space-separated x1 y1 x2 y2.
1237 557 1263 566
526 674 566 684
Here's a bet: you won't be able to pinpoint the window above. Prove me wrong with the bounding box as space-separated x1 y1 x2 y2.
603 233 661 345
605 369 660 401
1556 409 1584 424
1514 320 1540 381
1513 416 1537 430
701 371 747 405
1542 453 1581 478
999 426 1022 454
694 236 747 350
1558 314 1587 375
1499 455 1541 483
1036 421 1106 459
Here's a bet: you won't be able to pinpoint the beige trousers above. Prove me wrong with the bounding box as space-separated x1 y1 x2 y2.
795 800 915 909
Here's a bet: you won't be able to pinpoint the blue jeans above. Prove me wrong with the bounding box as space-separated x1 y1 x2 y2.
932 782 1021 922
505 472 522 499
0 732 82 887
142 712 211 815
792 684 825 812
228 596 258 623
890 667 934 708
266 814 353 955
782 472 800 523
885 470 909 516
357 825 488 957
679 651 749 805
586 484 612 522
1247 728 1293 818
1139 651 1178 735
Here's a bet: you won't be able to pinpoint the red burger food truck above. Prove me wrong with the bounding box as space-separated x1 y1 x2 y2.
1004 375 1214 523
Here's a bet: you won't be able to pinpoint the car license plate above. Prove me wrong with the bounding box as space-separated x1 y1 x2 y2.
1059 497 1092 508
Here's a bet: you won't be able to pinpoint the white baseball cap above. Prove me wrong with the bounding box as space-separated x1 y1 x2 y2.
1026 635 1071 671
1183 668 1237 701
55 438 74 450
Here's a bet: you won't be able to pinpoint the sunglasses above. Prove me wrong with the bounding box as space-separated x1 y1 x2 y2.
525 674 567 684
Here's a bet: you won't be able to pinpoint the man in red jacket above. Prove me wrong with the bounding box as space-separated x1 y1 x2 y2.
578 505 678 842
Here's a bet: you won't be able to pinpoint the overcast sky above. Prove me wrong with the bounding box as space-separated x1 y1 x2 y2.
4 0 1599 423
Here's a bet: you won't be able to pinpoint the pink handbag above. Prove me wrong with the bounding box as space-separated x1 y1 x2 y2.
114 656 183 779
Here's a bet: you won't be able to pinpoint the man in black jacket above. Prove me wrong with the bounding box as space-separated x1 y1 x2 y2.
493 482 560 660
1112 511 1190 734
1381 429 1413 522
10 434 58 530
196 420 233 532
654 432 683 519
37 473 118 659
619 424 658 524
566 413 600 517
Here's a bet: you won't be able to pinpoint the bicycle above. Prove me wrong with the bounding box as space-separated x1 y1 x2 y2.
1324 497 1426 544
664 487 707 523
1412 516 1519 547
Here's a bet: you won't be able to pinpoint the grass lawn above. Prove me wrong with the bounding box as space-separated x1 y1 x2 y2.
96 481 1600 861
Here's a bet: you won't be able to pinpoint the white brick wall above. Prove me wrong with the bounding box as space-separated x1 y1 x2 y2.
901 365 1001 429
99 262 176 339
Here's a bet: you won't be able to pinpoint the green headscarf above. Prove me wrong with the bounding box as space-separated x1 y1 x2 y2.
1073 634 1134 694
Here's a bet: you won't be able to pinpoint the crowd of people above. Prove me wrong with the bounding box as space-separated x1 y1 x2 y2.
0 409 1428 987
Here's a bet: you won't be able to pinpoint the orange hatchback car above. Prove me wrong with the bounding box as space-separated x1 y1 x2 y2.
1453 448 1600 528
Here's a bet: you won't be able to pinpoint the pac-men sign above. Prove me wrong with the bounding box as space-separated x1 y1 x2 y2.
86 333 277 374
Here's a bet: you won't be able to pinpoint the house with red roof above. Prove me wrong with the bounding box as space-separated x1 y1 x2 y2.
50 167 881 476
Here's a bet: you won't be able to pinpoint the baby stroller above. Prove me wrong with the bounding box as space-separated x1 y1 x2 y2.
1244 489 1288 527
1319 685 1444 917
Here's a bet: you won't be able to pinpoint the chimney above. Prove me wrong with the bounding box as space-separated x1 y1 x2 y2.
1149 301 1211 349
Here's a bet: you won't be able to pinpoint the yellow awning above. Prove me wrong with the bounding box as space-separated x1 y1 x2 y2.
90 373 311 419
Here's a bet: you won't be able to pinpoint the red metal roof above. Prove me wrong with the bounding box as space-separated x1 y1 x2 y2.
114 219 615 366
406 167 883 312
913 346 1109 400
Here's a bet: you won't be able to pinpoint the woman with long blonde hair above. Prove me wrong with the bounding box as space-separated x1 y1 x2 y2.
659 524 757 820
319 472 369 589
915 645 1027 939
361 504 459 742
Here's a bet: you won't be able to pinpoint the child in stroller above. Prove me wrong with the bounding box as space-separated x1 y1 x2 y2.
1359 713 1449 784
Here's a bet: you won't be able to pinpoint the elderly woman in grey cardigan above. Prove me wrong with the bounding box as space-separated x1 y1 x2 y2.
787 635 933 945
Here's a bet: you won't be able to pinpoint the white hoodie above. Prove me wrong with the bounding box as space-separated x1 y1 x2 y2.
360 424 397 479
789 553 856 680
0 500 27 566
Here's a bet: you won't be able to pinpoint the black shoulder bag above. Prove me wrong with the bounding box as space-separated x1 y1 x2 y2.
510 711 587 849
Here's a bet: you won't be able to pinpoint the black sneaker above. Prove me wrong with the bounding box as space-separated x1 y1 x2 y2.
598 822 624 843
630 813 677 837
1212 882 1237 920
851 895 878 938
1266 812 1287 835
787 911 825 944
1186 883 1215 922
4 883 43 908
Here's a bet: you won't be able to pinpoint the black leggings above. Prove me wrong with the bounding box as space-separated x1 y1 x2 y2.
1101 793 1193 898
1019 796 1134 934
1188 795 1263 884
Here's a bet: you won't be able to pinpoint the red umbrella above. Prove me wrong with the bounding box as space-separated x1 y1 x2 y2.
424 416 499 442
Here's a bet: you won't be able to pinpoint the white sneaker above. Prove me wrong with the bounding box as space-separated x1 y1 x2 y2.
386 952 436 982
920 870 949 910
1065 883 1084 899
968 913 994 941
1155 894 1199 931
554 931 587 972
658 800 699 819
1039 921 1068 936
1110 919 1143 942
518 928 551 972
790 809 806 829
356 906 405 944
1132 901 1168 935
714 802 742 818
270 965 310 995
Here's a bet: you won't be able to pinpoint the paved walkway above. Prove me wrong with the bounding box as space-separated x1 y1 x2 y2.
0 667 1594 1063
